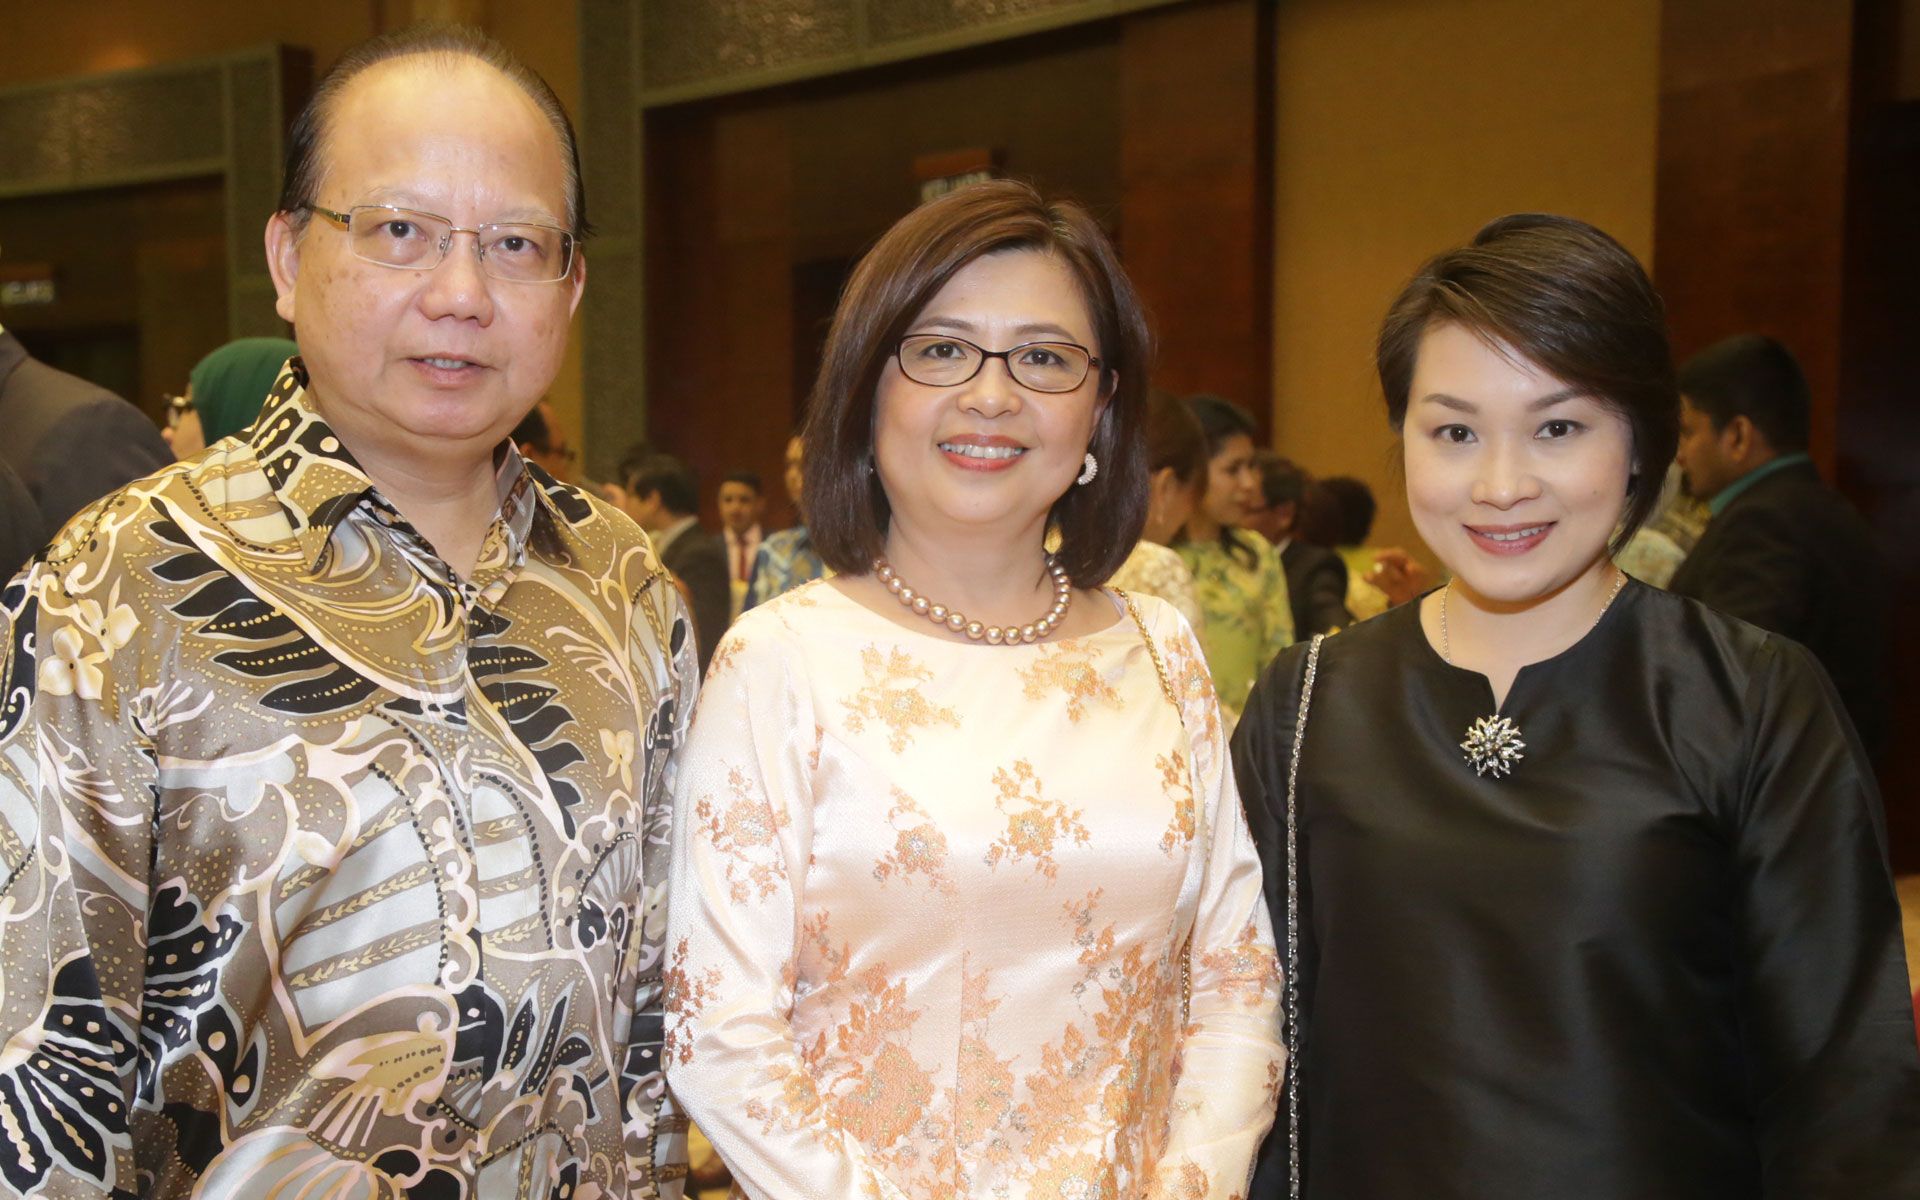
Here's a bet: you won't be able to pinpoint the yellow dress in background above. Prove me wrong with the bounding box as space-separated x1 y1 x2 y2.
1177 530 1295 721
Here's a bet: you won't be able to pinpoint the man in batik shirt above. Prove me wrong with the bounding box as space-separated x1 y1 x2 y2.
0 27 694 1200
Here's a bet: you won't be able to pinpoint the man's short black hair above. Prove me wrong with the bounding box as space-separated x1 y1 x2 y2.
621 448 699 516
1255 452 1308 511
721 470 763 494
1678 333 1811 453
1317 476 1377 546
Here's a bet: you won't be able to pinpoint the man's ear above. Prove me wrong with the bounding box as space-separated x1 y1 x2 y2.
265 212 303 325
566 249 586 319
1722 413 1757 461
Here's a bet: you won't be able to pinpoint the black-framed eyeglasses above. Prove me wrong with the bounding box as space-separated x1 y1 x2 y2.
895 334 1100 394
307 204 577 283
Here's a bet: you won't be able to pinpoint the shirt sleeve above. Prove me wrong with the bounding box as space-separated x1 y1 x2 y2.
1728 635 1920 1197
1149 611 1286 1200
1682 505 1809 634
0 560 154 1197
663 615 911 1200
36 396 172 535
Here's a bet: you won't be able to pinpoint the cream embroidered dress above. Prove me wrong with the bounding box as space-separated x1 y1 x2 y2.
665 581 1283 1200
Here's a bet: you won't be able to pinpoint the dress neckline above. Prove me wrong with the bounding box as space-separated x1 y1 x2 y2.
810 577 1135 650
1404 578 1645 711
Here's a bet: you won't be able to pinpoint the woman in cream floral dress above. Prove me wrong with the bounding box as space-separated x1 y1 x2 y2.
1109 390 1211 635
665 181 1284 1200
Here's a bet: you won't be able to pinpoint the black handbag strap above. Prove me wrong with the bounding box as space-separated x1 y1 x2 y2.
1284 632 1325 1200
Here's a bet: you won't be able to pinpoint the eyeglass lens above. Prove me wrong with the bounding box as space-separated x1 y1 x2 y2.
898 335 1090 392
346 207 572 282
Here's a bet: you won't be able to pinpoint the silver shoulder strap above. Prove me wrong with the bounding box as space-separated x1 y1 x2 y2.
1285 632 1325 1200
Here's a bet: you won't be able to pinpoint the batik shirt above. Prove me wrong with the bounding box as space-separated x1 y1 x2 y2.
666 583 1284 1199
742 527 826 611
0 362 696 1199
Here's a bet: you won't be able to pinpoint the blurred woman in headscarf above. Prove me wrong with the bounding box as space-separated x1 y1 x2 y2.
164 337 299 459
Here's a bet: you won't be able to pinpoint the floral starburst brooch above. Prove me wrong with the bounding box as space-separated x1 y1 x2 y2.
1460 714 1526 778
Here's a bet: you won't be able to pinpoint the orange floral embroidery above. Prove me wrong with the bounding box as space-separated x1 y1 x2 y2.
837 1041 935 1147
873 788 955 894
779 915 939 1154
662 938 722 1065
1166 629 1222 753
704 635 743 680
1199 917 1282 1006
1146 1160 1210 1200
841 645 961 753
1090 941 1180 1173
1157 748 1196 854
1018 643 1122 723
745 1065 831 1136
1010 891 1182 1184
1027 1151 1120 1200
955 962 1018 1150
694 767 790 904
984 759 1089 881
1065 889 1117 982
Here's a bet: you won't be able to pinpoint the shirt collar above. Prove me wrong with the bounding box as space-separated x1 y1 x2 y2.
1707 451 1812 517
654 513 699 556
245 358 563 573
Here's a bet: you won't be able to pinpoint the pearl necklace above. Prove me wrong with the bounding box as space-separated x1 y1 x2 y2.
1441 568 1629 778
873 556 1072 645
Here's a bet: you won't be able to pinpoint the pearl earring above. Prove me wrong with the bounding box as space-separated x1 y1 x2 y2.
1076 452 1098 486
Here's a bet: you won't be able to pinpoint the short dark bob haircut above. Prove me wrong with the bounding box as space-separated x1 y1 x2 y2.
277 25 588 239
1376 213 1678 551
803 179 1153 587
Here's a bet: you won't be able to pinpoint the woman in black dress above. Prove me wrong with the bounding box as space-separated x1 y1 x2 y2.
1233 213 1920 1199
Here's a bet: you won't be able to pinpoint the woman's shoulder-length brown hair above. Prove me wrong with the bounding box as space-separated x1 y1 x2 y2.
802 179 1154 587
1375 212 1679 552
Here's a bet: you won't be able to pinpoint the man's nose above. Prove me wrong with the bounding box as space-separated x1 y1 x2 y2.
416 230 496 323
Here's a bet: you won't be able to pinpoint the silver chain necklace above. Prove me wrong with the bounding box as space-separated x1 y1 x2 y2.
1441 568 1628 778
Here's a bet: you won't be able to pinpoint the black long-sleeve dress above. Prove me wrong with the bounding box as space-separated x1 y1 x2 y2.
1231 581 1920 1199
